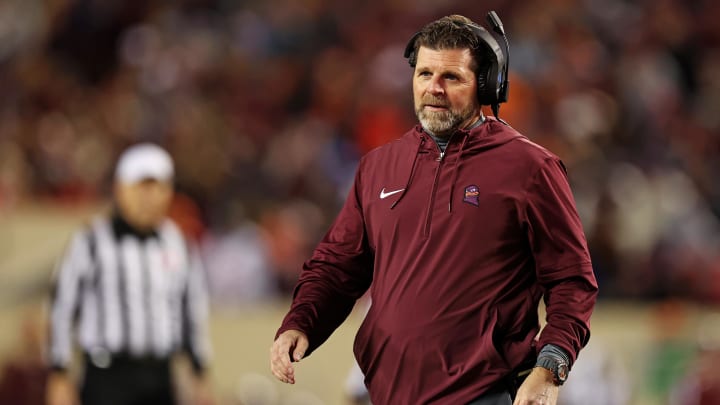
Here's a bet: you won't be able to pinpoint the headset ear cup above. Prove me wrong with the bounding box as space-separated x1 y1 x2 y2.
476 61 492 105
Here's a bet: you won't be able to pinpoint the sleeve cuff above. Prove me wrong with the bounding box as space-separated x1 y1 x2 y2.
536 344 571 366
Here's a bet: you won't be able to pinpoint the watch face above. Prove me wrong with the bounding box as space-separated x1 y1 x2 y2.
557 363 569 382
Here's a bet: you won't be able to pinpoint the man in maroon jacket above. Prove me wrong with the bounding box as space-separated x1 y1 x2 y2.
270 13 598 405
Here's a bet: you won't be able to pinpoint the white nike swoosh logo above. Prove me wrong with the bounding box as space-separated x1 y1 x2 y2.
379 188 405 199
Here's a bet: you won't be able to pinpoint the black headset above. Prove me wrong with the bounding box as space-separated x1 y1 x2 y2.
403 11 510 118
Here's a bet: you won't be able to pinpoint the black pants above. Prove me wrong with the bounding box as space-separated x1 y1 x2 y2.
466 391 513 405
466 369 529 405
80 354 175 405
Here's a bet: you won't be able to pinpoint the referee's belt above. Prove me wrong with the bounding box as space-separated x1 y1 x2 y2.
84 349 170 369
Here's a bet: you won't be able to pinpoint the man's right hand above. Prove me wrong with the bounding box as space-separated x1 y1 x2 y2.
46 372 78 405
270 329 309 384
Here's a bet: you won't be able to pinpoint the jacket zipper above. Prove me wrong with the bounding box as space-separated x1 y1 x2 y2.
423 148 445 237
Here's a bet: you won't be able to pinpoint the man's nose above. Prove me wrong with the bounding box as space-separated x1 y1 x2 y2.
426 76 444 95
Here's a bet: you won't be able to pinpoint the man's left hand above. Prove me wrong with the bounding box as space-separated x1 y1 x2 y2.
512 367 558 405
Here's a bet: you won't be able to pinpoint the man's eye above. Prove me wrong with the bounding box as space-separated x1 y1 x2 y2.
418 71 432 77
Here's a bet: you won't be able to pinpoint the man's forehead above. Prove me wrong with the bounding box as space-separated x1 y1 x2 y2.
415 46 475 69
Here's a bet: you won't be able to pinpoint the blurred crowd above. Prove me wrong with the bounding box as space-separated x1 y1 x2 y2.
2 0 720 304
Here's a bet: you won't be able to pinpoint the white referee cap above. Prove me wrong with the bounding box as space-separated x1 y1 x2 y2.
115 143 174 184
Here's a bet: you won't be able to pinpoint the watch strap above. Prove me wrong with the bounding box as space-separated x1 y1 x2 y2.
535 354 568 385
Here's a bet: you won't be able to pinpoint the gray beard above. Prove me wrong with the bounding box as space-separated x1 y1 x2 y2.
416 104 477 137
417 110 463 136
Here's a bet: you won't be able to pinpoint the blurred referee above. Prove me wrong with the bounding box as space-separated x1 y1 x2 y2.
46 143 213 405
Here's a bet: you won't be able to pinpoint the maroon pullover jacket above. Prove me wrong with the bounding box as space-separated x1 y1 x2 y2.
278 118 598 404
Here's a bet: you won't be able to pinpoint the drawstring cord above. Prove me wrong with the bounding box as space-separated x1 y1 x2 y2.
391 136 425 209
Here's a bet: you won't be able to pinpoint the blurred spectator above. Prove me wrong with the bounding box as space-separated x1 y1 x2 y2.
643 300 698 404
670 347 720 405
258 199 326 294
202 217 277 307
669 313 720 405
557 342 631 405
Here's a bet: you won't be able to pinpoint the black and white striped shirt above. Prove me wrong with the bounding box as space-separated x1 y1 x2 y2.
49 214 211 373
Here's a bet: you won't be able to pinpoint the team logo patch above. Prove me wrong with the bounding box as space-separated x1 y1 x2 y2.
463 185 480 207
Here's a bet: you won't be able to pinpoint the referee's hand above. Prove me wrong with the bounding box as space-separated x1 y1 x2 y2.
46 372 78 405
270 329 308 384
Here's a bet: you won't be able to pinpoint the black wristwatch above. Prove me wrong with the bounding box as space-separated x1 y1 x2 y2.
535 354 569 386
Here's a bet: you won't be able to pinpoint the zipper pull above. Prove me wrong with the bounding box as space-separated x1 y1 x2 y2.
438 151 445 161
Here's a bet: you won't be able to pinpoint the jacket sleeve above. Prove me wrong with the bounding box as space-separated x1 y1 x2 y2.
276 162 374 356
524 157 598 366
48 229 93 372
181 245 212 376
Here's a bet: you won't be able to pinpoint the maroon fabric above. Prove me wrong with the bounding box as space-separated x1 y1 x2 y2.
0 362 48 405
278 118 598 404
